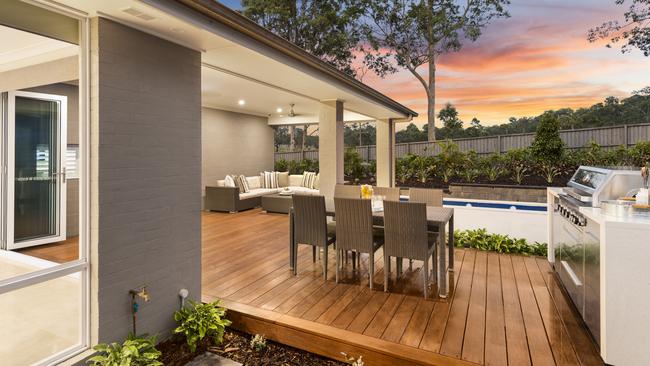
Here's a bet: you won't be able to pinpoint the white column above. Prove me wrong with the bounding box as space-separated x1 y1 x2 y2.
376 118 395 187
318 100 344 198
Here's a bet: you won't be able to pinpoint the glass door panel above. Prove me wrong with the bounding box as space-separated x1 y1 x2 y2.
7 91 66 249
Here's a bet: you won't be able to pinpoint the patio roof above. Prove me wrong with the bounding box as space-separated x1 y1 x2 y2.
51 0 417 123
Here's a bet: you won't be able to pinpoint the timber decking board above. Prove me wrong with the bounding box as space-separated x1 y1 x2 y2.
200 209 602 366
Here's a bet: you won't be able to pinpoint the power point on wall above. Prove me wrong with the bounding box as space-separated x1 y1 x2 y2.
179 288 189 309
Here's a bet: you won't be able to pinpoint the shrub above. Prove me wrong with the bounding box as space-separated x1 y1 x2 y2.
396 155 417 184
299 158 318 173
454 228 547 256
436 140 464 184
413 155 436 183
345 148 365 183
505 149 530 184
250 334 267 352
87 334 162 366
531 112 564 164
274 159 289 172
630 141 650 167
174 300 232 352
460 151 480 183
480 154 506 182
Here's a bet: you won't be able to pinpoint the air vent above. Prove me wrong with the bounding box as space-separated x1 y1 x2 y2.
121 7 156 21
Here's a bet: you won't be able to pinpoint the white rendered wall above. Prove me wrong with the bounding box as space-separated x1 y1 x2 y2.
446 200 548 243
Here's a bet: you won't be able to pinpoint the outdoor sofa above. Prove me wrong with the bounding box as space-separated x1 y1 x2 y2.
205 172 319 213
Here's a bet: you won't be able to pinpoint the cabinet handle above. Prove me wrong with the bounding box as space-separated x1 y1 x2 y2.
561 260 583 287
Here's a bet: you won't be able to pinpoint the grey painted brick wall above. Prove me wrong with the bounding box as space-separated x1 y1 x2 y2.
94 18 201 343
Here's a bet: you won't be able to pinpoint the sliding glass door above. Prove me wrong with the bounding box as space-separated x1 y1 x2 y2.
4 91 67 249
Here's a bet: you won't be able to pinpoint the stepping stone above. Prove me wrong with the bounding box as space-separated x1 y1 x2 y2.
185 352 242 366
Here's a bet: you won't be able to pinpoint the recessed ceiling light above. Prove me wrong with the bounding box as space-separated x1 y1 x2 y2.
279 115 284 117
276 107 283 113
238 99 245 106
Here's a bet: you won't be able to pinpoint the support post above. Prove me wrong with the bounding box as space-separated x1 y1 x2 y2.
318 100 344 198
376 118 395 187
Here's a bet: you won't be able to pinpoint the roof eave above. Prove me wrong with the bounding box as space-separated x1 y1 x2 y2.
173 0 418 119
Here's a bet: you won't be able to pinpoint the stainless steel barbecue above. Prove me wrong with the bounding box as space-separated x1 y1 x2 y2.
552 166 640 347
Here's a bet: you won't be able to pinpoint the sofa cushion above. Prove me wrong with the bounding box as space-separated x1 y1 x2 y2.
234 175 250 193
260 171 279 189
224 175 236 188
216 180 226 187
278 172 289 187
314 174 320 190
287 186 319 195
246 176 261 190
288 174 303 187
239 188 279 200
302 172 317 189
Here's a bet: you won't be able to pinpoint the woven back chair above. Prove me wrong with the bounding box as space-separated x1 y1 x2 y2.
408 188 443 207
333 197 382 289
334 184 360 199
383 200 436 298
292 194 335 280
373 186 400 201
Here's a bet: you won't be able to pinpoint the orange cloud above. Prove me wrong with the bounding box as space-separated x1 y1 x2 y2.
364 1 650 126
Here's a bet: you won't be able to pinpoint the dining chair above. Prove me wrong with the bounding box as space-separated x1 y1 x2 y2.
292 194 336 279
408 188 443 206
383 200 437 298
406 188 443 271
373 186 400 201
334 184 360 198
333 197 384 289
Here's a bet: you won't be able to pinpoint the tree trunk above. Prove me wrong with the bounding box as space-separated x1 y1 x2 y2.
301 124 307 152
289 125 295 151
427 49 437 141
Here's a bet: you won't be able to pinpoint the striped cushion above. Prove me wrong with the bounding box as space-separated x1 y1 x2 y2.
235 175 250 193
260 171 279 189
301 171 317 189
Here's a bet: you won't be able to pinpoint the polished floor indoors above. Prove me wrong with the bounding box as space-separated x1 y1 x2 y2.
202 208 602 366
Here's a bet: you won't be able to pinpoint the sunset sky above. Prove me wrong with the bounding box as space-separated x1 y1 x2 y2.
222 0 650 127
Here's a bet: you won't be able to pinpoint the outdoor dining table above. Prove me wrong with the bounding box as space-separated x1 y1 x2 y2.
289 198 455 298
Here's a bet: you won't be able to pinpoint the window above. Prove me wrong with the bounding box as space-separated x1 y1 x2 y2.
66 145 80 179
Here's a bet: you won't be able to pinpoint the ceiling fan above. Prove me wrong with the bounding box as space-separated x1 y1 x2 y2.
288 103 299 117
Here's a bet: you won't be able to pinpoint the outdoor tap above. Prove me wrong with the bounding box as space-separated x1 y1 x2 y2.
130 286 150 302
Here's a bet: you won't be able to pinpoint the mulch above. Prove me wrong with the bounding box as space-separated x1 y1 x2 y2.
159 329 348 366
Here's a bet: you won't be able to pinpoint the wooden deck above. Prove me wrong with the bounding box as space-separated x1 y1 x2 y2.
202 208 603 366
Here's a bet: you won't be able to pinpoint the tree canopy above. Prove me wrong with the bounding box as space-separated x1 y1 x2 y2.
241 0 363 75
588 0 650 56
359 0 510 140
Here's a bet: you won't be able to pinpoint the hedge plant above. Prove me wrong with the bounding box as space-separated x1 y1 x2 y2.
87 334 162 366
454 228 547 256
174 300 232 352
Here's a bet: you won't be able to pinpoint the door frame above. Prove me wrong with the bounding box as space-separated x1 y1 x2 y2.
6 90 67 249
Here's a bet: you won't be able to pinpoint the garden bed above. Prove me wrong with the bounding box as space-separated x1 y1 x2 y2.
159 329 346 366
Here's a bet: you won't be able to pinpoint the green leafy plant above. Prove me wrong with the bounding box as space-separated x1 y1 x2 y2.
505 149 530 184
274 159 289 172
345 148 365 183
87 334 162 366
396 154 417 184
174 300 232 352
413 155 436 183
481 154 505 182
341 352 365 366
454 228 547 256
531 112 565 165
250 334 267 352
539 163 561 185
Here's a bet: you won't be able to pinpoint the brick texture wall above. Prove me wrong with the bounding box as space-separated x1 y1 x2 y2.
93 18 201 343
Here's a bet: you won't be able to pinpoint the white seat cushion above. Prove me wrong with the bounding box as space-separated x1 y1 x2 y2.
239 188 279 199
288 175 303 187
246 176 261 190
287 186 319 195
